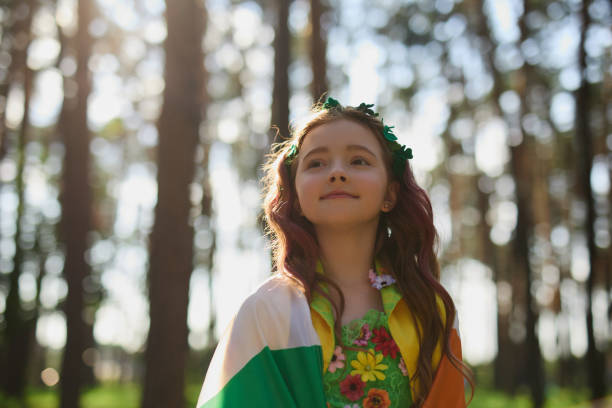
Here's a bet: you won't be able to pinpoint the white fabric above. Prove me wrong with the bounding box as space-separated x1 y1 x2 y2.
197 275 321 406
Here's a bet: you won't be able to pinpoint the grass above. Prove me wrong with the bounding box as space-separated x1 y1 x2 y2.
0 383 610 407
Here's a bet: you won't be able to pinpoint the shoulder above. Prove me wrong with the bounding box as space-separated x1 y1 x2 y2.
233 274 316 348
240 273 307 315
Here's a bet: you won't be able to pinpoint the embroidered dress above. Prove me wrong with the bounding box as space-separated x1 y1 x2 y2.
323 309 413 408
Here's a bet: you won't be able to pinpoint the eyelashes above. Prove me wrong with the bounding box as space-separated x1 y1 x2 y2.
305 157 371 168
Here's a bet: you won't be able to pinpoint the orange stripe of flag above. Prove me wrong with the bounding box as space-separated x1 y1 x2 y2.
423 328 465 408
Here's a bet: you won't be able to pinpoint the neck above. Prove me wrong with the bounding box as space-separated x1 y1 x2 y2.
315 220 379 289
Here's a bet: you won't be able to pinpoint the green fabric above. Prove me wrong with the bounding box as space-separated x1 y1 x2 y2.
323 309 413 408
200 345 327 408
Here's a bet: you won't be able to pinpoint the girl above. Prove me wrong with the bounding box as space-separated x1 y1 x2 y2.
196 98 473 408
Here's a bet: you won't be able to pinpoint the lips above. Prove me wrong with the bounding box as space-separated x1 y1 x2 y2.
321 190 358 199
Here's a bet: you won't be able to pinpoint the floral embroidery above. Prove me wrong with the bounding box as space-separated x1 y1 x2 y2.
329 346 346 373
339 374 366 401
398 357 408 377
350 349 388 382
371 326 400 359
353 323 371 346
368 268 396 290
363 388 392 408
322 309 413 407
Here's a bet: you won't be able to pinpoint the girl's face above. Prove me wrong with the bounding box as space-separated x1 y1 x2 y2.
294 119 397 230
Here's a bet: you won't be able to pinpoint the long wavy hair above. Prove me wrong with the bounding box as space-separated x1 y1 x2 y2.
261 102 473 406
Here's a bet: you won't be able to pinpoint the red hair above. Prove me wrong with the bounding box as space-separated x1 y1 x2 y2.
261 103 473 406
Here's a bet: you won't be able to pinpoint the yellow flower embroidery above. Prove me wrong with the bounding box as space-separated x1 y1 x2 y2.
350 349 388 382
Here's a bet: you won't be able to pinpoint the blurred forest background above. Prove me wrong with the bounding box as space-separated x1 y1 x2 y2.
0 0 610 407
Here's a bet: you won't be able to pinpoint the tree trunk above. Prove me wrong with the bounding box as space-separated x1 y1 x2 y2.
1 0 36 397
474 0 546 402
509 136 545 407
510 4 546 405
58 0 95 406
270 0 291 145
0 1 25 161
141 0 204 406
200 142 217 348
575 0 607 400
310 0 327 101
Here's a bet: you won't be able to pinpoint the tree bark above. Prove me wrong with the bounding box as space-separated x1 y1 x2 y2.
141 0 204 406
575 0 607 400
58 0 95 405
0 1 26 161
270 0 291 145
2 0 36 397
310 0 327 101
474 0 546 403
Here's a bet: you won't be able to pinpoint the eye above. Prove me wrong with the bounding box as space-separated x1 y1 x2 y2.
351 157 370 165
306 159 324 168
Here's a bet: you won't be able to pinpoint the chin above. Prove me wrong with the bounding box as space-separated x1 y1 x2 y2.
309 214 380 229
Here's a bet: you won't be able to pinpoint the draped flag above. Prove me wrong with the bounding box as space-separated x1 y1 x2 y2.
197 275 466 408
196 276 327 408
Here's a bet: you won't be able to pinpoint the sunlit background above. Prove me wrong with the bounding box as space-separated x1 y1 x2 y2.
0 0 611 406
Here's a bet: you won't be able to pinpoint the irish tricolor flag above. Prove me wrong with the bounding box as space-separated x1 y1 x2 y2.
196 276 327 407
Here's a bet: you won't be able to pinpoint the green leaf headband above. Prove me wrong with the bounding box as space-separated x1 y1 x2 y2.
284 97 413 179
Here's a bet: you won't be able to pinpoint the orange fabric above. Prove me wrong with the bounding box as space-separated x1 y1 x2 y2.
422 328 465 408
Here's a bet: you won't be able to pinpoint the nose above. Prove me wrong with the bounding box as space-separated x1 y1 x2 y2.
328 163 347 183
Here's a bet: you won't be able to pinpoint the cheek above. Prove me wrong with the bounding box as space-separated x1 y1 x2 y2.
361 172 388 198
295 174 320 205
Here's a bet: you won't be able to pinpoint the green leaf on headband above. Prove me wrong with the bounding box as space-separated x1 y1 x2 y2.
383 125 397 141
323 97 340 109
357 103 378 117
285 143 298 167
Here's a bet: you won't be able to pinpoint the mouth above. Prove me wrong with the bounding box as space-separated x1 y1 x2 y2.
321 192 359 199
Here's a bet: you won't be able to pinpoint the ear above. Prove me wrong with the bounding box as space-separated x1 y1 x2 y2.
381 181 399 213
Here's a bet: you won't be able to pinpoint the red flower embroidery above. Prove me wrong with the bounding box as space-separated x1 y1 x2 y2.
339 374 365 401
371 326 399 359
363 388 391 408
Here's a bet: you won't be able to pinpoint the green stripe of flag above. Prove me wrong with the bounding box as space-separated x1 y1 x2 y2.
199 345 326 408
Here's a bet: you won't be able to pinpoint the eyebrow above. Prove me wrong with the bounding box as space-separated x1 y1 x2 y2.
301 144 377 162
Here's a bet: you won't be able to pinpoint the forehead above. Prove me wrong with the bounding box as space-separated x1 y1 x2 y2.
299 119 383 156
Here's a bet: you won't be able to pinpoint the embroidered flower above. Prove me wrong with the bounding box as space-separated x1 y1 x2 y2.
368 268 377 283
350 349 388 382
371 326 400 359
328 346 346 373
339 374 365 401
362 388 391 408
398 356 409 376
353 323 372 346
368 268 396 290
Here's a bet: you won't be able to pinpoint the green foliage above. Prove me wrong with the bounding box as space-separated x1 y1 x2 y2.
466 386 612 408
0 382 201 408
0 384 609 408
80 384 141 408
